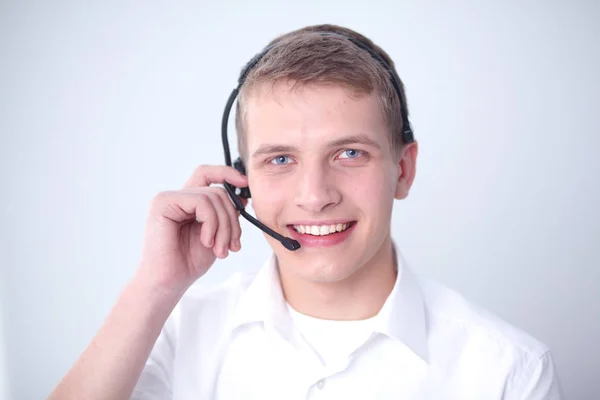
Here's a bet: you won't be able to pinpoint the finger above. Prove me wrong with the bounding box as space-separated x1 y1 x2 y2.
154 190 221 249
184 165 248 189
212 188 242 252
205 192 232 259
154 191 211 225
192 196 219 249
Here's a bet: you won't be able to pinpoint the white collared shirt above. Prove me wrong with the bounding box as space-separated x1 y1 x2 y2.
285 302 378 368
131 250 562 399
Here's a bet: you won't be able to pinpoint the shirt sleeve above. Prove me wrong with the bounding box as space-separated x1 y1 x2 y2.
130 306 180 400
506 350 563 400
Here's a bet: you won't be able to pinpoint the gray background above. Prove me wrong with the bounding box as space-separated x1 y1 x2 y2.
1 1 599 399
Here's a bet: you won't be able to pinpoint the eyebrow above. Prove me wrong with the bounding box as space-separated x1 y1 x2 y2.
251 134 382 158
328 134 382 150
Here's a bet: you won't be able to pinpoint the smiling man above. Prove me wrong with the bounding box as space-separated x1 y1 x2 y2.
246 82 403 320
50 25 562 399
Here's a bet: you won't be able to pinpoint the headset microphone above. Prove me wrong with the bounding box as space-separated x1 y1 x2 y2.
221 31 414 252
222 87 301 251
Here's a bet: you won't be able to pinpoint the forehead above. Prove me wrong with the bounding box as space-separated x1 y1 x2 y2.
244 82 389 153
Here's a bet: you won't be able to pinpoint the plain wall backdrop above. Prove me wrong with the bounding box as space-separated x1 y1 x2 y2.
1 1 599 399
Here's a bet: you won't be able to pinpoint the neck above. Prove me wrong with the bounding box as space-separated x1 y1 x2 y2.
279 237 397 321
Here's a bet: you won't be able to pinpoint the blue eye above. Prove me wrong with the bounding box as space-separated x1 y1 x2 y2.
271 155 290 165
339 149 361 159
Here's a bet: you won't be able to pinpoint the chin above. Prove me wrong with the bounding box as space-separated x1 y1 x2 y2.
264 226 381 282
283 255 360 283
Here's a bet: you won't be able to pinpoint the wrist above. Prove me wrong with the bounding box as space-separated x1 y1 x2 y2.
131 266 190 310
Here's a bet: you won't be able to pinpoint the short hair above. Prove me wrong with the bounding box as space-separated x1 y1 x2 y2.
235 24 410 161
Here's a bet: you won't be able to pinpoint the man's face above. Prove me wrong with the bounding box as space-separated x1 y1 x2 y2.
244 82 415 283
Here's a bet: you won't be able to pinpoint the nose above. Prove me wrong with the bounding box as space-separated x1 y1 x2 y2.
293 162 341 213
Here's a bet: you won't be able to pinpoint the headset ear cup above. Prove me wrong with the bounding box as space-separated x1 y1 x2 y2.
233 157 247 175
239 186 252 199
233 157 252 199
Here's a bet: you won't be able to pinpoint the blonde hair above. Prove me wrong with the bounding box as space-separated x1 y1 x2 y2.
235 24 410 161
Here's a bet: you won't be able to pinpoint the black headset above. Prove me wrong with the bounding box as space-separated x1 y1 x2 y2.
221 32 415 252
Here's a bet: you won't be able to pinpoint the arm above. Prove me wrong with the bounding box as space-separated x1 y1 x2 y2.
48 272 185 400
48 166 248 400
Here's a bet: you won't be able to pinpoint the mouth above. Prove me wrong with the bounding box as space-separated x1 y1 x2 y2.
286 221 357 247
291 222 355 236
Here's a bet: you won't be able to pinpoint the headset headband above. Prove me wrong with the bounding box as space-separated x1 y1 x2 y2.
234 32 414 144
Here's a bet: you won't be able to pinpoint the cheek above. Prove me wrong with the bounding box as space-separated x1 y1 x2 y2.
344 168 396 212
248 175 289 218
346 158 394 187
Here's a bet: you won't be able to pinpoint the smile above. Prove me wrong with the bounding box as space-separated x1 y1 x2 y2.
292 222 355 236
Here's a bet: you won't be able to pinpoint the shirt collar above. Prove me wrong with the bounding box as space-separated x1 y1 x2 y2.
228 244 428 362
227 253 295 339
373 247 429 362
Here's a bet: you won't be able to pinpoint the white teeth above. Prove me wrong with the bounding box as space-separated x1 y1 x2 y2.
293 223 352 236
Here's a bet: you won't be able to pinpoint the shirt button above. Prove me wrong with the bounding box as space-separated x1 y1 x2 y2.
316 379 325 390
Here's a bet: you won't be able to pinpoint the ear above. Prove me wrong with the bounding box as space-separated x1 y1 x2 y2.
394 141 419 200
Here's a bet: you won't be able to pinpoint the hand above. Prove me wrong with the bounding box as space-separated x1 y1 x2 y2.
137 165 248 291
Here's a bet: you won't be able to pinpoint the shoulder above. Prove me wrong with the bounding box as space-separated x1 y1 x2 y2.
416 275 549 360
415 275 563 396
179 269 259 315
162 268 259 336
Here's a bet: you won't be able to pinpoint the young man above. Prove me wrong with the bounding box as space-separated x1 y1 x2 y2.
50 25 562 399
